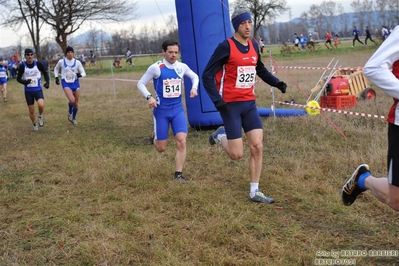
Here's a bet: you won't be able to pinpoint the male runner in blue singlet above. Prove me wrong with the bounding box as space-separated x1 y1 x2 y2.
137 39 199 183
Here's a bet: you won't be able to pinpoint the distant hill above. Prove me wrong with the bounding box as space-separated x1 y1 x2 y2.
69 30 112 46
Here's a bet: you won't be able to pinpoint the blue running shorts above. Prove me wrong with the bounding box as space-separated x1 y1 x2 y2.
219 100 262 140
25 90 44 105
153 103 188 141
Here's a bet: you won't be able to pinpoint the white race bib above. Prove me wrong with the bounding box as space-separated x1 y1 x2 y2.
163 79 182 98
65 73 76 83
27 77 38 87
0 72 6 78
235 66 256 89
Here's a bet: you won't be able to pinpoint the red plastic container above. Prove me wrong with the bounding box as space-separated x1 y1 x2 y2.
320 95 356 109
326 76 350 96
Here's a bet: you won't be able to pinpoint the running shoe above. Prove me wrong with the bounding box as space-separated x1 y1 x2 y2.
209 126 226 145
249 189 275 203
341 164 370 206
68 113 73 123
174 173 189 184
72 119 78 126
38 115 44 127
33 123 39 132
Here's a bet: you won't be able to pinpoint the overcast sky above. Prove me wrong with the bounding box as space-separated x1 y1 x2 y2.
0 0 353 48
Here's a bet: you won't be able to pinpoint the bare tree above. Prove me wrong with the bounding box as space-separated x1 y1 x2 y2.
166 15 179 40
3 0 46 59
291 21 308 41
3 0 139 55
387 0 399 25
351 0 367 32
336 4 350 36
0 0 8 25
266 17 278 44
110 31 126 56
320 1 336 33
362 0 375 31
299 12 311 31
140 25 151 54
232 0 288 38
308 4 324 37
40 0 139 52
87 28 101 55
375 0 388 34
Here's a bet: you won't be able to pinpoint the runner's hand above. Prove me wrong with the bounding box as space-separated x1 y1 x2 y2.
276 81 287 93
215 99 228 111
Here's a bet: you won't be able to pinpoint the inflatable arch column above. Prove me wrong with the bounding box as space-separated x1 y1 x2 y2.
175 0 230 128
175 0 308 128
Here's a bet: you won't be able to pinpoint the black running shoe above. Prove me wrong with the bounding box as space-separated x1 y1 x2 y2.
150 132 154 145
341 164 370 206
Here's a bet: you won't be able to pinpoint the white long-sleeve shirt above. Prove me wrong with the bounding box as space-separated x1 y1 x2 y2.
137 59 199 100
364 25 399 125
54 57 86 80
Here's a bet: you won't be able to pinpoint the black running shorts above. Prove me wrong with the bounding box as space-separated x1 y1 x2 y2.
388 123 399 186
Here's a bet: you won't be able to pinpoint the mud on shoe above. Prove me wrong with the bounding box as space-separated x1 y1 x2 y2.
341 164 370 206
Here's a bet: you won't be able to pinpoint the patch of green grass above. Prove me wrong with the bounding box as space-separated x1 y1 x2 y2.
1 47 397 265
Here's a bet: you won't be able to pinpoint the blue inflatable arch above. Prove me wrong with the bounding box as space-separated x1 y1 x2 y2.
175 0 307 128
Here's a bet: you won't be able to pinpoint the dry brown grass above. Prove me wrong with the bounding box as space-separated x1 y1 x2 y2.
1 47 399 266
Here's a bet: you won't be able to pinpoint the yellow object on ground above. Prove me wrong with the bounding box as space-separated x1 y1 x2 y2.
306 100 321 115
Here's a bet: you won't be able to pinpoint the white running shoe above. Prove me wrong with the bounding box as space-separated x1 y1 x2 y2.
72 119 78 126
33 123 39 132
68 113 73 122
38 115 44 127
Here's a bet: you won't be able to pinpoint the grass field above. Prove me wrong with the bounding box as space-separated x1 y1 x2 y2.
1 43 398 266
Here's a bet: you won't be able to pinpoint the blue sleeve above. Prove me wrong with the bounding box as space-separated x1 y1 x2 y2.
253 41 279 87
257 63 279 86
202 40 230 103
